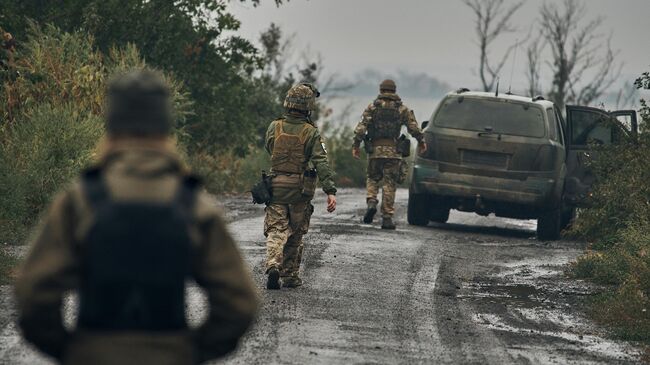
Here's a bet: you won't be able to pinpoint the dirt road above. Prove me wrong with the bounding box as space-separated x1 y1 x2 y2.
0 188 641 364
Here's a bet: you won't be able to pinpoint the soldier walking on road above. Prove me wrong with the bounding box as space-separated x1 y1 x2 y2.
15 70 259 365
352 79 427 230
264 83 337 290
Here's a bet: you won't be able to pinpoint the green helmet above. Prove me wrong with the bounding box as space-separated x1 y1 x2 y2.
284 83 320 112
380 79 396 93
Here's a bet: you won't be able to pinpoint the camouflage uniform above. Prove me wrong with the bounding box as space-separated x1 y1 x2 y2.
353 80 423 227
264 84 336 288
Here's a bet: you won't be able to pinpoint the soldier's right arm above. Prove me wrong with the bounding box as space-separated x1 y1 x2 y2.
191 194 260 362
14 189 80 360
352 104 374 147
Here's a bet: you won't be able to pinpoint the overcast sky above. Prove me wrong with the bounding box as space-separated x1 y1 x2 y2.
229 0 649 93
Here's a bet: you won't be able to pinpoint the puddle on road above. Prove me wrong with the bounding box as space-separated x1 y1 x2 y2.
462 256 640 363
459 283 552 309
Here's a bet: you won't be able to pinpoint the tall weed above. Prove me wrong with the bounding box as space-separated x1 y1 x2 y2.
570 72 650 342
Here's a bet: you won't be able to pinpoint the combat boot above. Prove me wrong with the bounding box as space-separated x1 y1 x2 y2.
381 216 396 230
282 275 303 288
363 199 378 224
266 267 281 290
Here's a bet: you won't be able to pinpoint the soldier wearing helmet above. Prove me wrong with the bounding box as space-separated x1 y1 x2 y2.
263 83 337 289
352 79 427 229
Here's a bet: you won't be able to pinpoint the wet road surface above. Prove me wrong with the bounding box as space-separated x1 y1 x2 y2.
0 188 642 364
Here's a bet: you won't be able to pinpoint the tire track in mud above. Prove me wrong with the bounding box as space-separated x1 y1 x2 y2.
391 232 450 363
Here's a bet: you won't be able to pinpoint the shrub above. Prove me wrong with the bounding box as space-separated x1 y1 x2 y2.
570 71 650 342
0 104 102 242
321 122 367 187
0 23 189 244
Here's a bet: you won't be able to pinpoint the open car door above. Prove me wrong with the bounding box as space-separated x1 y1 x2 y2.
564 105 638 206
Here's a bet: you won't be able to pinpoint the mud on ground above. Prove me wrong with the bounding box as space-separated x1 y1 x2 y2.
0 188 642 364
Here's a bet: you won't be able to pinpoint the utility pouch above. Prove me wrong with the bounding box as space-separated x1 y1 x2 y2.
396 134 411 157
251 171 273 204
301 169 317 198
363 134 374 155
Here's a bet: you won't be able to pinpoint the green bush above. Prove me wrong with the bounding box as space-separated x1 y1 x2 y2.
321 122 367 187
184 147 270 194
0 23 189 244
0 104 102 242
570 71 650 342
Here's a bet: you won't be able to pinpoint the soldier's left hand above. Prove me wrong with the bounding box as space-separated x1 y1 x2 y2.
418 142 428 155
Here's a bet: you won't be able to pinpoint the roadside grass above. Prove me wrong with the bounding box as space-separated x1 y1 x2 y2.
0 248 19 285
569 74 650 352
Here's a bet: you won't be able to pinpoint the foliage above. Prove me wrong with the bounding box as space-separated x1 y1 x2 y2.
0 248 18 284
526 0 620 109
570 71 650 341
0 24 188 244
0 0 283 156
321 122 367 187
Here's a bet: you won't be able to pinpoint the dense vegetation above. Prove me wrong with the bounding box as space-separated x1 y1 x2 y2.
0 3 364 246
0 23 190 242
570 72 650 344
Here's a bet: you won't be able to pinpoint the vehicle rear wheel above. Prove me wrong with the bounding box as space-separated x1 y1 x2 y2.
560 206 576 230
408 192 430 226
537 208 561 241
430 207 450 223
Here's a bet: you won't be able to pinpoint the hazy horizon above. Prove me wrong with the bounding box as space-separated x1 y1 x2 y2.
229 0 649 99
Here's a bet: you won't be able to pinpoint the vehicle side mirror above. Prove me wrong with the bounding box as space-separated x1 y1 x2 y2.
421 121 429 130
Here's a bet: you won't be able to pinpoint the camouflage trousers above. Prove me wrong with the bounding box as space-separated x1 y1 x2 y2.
264 202 314 278
367 158 401 218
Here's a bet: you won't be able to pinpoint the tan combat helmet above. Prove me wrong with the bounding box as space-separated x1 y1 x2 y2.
284 83 320 112
380 79 397 93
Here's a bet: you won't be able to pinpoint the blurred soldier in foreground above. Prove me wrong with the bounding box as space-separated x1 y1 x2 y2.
264 83 337 289
352 79 427 230
15 70 258 365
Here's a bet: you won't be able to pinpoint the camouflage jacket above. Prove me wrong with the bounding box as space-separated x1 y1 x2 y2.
265 113 337 204
15 141 259 365
353 93 424 159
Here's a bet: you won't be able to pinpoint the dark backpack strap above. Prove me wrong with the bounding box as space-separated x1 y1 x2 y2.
82 167 110 209
174 174 201 216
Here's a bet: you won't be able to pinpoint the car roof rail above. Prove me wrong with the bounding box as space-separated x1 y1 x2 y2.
532 95 545 101
456 88 470 94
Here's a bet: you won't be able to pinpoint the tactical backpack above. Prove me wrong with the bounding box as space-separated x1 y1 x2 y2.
77 168 199 331
368 98 402 140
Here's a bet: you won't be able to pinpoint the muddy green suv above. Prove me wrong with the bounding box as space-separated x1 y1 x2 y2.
408 90 636 240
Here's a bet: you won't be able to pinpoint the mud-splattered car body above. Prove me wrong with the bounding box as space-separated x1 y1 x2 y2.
409 90 636 240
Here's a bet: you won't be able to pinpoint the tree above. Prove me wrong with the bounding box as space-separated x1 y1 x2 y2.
528 0 621 110
525 35 544 97
0 0 286 156
462 0 525 92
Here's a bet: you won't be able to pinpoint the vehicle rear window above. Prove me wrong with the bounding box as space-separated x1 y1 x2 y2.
433 97 546 138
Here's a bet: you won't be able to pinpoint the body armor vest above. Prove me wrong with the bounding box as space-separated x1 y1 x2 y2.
369 98 402 140
77 168 198 331
271 120 312 174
